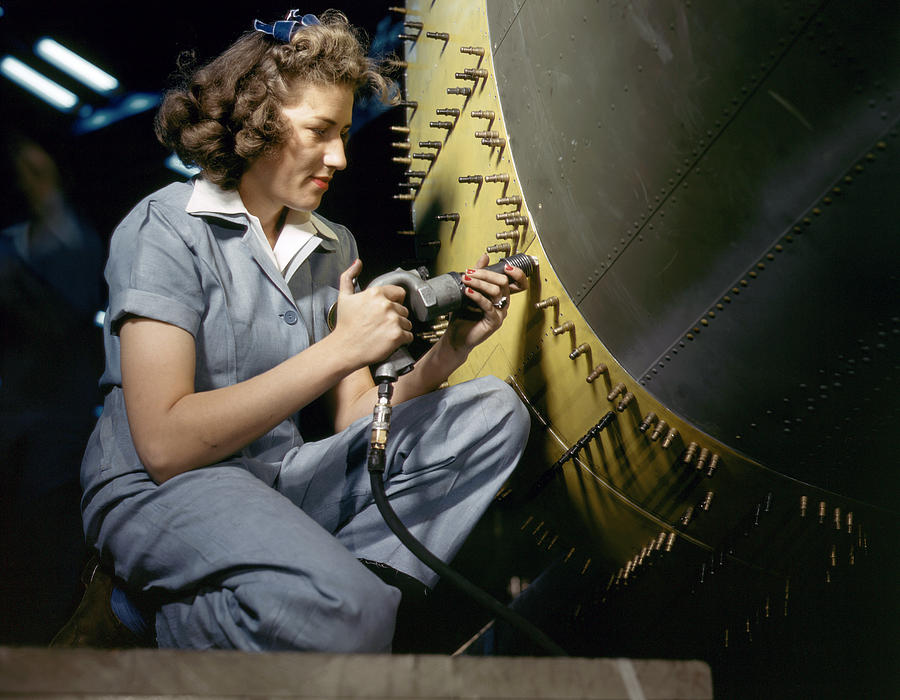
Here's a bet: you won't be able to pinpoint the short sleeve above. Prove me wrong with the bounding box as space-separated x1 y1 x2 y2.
105 201 205 337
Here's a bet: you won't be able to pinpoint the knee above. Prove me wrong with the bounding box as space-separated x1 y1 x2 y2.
159 569 401 652
304 572 401 652
473 375 531 450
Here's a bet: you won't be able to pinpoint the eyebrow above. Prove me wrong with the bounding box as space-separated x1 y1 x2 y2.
311 116 352 129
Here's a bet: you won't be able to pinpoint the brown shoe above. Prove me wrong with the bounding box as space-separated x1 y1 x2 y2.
49 556 148 648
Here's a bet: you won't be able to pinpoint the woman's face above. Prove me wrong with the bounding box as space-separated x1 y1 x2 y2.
239 81 354 224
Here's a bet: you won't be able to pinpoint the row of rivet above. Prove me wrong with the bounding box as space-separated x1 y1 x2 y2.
526 412 618 498
644 138 891 384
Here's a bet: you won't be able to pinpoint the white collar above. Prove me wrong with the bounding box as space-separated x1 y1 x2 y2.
185 177 335 277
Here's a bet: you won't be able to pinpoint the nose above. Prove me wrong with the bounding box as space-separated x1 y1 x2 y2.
324 135 347 171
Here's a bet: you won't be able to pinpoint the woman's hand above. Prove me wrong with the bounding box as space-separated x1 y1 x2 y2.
443 254 528 353
330 259 414 368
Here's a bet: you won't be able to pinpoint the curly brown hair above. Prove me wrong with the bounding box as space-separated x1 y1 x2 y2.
155 9 392 190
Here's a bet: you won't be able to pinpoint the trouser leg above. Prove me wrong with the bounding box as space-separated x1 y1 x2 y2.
92 466 399 651
278 376 531 587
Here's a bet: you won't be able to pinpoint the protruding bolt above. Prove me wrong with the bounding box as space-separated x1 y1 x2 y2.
398 100 418 108
663 427 678 449
705 452 719 476
391 141 411 150
482 137 506 147
426 31 449 41
398 33 419 42
475 130 499 139
552 321 575 336
460 46 485 56
429 121 454 129
569 343 590 360
683 442 699 465
496 195 522 206
484 173 510 183
447 86 472 96
404 170 427 179
495 230 519 241
681 506 695 526
800 495 808 517
833 507 841 531
665 532 676 552
818 500 826 524
418 141 442 149
393 193 416 201
586 364 608 383
617 392 635 412
464 68 489 78
436 213 459 222
435 108 460 117
389 6 407 13
390 126 410 134
486 243 511 255
650 420 667 441
472 109 495 119
696 447 710 471
396 230 416 236
404 20 423 29
398 182 419 189
639 412 657 433
455 71 479 81
458 175 483 184
535 296 559 310
391 156 412 165
607 382 626 401
501 215 528 226
701 491 714 511
412 152 436 161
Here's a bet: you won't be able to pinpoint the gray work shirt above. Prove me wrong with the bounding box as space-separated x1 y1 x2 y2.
81 180 358 542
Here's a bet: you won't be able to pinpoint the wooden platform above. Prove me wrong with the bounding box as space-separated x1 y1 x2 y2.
0 648 712 699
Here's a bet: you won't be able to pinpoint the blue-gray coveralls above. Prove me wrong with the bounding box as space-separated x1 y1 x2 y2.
79 181 530 651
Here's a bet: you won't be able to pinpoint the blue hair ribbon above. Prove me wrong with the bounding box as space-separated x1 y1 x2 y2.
253 10 320 43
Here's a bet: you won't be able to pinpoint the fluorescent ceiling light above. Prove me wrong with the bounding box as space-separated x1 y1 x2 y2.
34 37 118 94
0 55 78 111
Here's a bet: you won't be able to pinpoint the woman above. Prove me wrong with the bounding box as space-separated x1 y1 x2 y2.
69 10 529 651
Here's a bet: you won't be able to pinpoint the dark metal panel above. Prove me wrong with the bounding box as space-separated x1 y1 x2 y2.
487 0 824 307
578 0 900 377
489 0 900 502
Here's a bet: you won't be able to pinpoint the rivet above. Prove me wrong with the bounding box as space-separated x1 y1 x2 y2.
616 392 635 412
683 442 699 465
607 382 626 401
551 321 575 336
639 412 657 432
586 364 608 383
569 343 590 360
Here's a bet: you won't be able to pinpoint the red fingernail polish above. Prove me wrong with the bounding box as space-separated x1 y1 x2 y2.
505 264 514 271
466 287 475 294
463 275 472 281
466 268 475 274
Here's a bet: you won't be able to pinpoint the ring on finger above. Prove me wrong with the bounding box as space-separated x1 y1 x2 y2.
493 295 509 310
